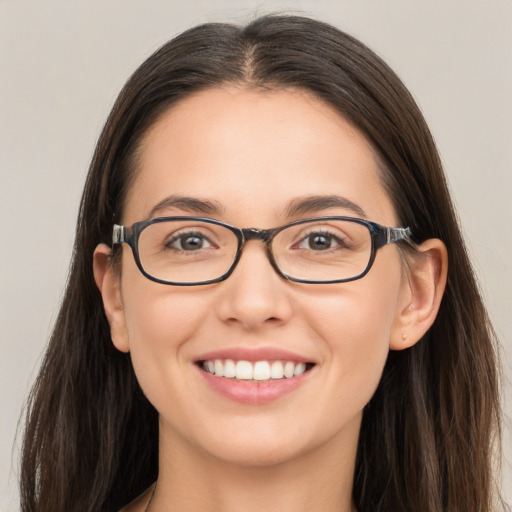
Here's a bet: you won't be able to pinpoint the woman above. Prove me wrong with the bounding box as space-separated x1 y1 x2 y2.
20 14 504 512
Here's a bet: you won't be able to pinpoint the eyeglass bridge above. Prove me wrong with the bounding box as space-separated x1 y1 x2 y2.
240 227 274 243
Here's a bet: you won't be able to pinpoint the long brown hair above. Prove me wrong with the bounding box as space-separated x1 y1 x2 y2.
20 14 505 512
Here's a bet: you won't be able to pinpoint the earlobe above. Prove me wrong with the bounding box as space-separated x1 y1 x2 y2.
390 238 448 350
93 244 130 353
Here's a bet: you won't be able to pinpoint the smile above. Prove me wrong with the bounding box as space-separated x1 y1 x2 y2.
200 359 314 381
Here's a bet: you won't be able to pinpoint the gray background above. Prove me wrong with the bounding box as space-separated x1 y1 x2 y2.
1 0 510 510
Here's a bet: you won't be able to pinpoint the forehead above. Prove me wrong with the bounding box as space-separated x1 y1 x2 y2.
124 86 395 226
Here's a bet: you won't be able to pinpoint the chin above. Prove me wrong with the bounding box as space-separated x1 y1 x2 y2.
188 418 337 469
207 439 310 468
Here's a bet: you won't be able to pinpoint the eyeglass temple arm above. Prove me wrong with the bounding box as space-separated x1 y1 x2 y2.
374 226 411 249
387 227 411 244
112 224 126 244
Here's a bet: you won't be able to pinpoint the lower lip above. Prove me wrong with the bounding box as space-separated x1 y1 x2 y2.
198 367 312 405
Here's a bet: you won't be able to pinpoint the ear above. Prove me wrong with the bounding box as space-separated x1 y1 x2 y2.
390 238 448 350
93 244 130 353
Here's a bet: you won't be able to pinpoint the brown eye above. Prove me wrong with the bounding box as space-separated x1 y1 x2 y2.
297 232 344 251
167 232 212 251
308 234 334 250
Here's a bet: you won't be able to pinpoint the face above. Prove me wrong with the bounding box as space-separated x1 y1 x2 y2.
106 87 413 467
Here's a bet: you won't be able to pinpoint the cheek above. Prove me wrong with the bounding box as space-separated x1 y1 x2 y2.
121 250 207 341
302 258 402 411
308 272 400 350
308 289 394 380
119 262 210 393
124 294 191 351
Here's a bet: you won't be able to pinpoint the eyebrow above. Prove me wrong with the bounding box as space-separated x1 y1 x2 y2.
284 195 367 218
147 193 366 221
148 195 224 218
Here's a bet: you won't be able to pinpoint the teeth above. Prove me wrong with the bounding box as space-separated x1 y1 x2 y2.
293 362 306 376
253 361 271 381
202 359 310 381
270 361 284 379
283 361 295 378
214 359 224 377
224 359 236 378
235 360 253 380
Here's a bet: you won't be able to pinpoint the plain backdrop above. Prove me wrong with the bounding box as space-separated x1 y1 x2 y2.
1 1 511 510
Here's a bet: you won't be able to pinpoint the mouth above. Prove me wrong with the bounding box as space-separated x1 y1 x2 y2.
194 347 317 404
197 359 316 382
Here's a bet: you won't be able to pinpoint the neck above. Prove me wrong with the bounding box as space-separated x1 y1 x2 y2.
151 416 360 512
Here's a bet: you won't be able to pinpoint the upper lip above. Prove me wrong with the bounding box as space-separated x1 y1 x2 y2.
195 346 315 364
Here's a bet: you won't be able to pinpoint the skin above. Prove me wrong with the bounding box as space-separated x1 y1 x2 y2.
94 87 447 512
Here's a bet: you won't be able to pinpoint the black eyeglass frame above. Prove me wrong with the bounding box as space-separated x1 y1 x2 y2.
112 216 411 286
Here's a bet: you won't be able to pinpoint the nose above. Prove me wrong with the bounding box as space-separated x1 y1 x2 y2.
215 241 294 330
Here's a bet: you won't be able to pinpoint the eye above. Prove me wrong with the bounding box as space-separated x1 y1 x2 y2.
166 231 213 251
297 231 346 251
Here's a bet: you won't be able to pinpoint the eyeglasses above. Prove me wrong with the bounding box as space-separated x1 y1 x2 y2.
112 216 411 286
